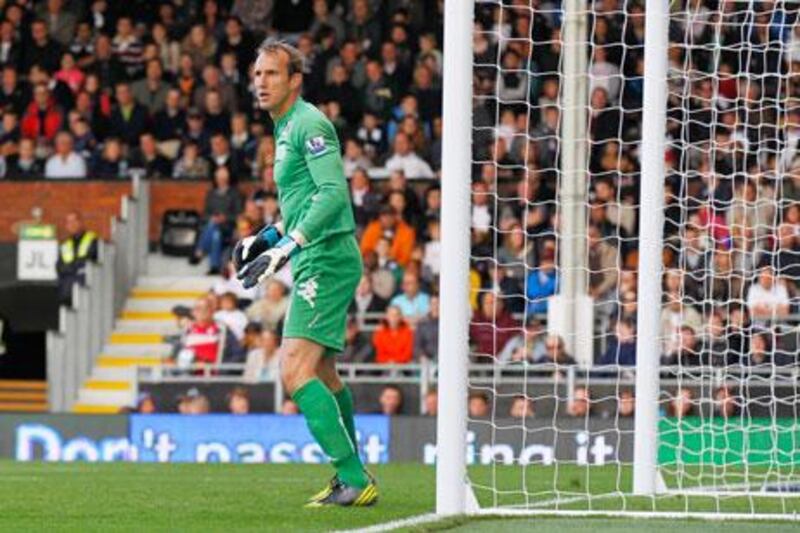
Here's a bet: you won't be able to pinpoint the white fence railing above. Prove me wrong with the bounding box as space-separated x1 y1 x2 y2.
46 173 149 412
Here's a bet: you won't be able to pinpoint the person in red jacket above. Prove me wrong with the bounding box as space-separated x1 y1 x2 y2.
21 84 62 141
372 305 414 364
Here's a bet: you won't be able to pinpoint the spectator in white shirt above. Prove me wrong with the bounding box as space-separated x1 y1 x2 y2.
213 292 248 340
747 265 790 321
45 131 86 178
384 131 434 179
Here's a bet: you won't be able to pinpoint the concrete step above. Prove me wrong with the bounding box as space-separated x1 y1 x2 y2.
101 343 172 357
121 311 174 321
115 320 180 335
136 276 216 290
77 388 135 406
123 299 198 312
91 367 136 381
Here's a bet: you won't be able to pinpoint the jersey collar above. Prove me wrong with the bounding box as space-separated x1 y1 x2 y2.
274 96 303 133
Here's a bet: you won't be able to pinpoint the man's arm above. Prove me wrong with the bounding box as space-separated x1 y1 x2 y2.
292 118 350 244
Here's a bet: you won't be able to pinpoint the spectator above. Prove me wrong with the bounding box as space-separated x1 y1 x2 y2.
360 205 416 267
413 294 439 361
153 88 186 145
423 388 438 416
227 386 250 415
246 279 290 333
173 141 211 179
0 21 21 71
207 133 244 182
45 132 86 178
108 83 148 147
0 67 27 116
617 390 635 418
349 167 381 229
244 328 280 382
90 137 126 178
341 317 374 363
22 20 62 74
587 224 619 315
713 385 740 418
659 287 703 357
152 23 181 74
131 59 170 114
468 391 489 418
182 24 217 74
55 211 98 304
343 139 373 177
21 84 63 142
378 384 404 416
667 388 695 418
567 387 591 418
384 131 434 178
280 398 300 415
372 305 414 364
526 247 558 314
509 396 535 419
54 53 84 94
130 133 172 179
598 317 637 366
191 167 243 275
178 297 244 368
213 292 248 341
535 334 576 367
469 291 521 361
746 265 790 322
136 392 157 414
662 325 704 366
389 271 431 324
498 316 547 363
6 138 43 179
349 273 388 324
112 16 144 80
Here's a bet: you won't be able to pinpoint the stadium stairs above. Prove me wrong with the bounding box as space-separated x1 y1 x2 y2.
0 380 48 412
72 254 214 414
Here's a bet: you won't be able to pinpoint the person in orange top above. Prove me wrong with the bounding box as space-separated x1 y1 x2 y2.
372 305 414 364
360 205 416 267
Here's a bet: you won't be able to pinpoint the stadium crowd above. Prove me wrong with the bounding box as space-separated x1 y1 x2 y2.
13 0 797 414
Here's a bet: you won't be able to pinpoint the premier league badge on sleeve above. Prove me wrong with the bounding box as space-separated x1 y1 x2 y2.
306 136 327 156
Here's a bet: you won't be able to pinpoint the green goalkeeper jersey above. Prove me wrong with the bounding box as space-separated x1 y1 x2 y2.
273 97 356 248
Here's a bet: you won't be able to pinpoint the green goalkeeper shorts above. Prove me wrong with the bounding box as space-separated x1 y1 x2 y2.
282 232 363 355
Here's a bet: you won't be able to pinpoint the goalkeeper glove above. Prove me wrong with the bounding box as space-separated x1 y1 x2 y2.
232 223 283 272
237 235 300 289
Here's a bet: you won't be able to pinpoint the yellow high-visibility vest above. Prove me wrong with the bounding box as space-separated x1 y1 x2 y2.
59 231 97 264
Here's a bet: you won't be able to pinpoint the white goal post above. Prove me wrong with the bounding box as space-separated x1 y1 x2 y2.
436 0 800 521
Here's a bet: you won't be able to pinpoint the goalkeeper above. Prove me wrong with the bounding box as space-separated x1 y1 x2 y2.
234 40 376 508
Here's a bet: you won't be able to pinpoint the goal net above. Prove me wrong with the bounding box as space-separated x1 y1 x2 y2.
438 0 800 519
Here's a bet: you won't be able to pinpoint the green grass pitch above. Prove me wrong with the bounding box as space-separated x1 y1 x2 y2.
0 461 797 532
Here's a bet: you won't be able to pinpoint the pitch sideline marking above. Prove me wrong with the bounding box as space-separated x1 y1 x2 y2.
336 512 440 532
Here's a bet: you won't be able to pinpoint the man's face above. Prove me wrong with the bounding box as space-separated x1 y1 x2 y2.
65 214 82 236
116 85 132 106
192 299 213 323
253 50 299 113
229 395 249 414
32 22 47 43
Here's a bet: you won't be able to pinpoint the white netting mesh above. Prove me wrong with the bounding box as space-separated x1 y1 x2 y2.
465 0 800 516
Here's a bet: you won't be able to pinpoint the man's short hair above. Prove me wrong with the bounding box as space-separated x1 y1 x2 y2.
257 39 304 76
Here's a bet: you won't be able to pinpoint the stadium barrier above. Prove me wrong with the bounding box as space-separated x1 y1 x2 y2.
2 414 797 467
46 173 150 412
135 363 800 418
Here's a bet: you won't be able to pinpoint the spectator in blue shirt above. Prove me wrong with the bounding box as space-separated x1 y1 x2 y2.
526 248 558 314
599 317 637 366
390 271 430 326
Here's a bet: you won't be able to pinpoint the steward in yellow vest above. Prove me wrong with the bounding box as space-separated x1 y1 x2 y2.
56 212 98 305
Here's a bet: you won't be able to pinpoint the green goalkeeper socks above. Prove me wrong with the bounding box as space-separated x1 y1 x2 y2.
333 386 358 450
293 379 368 489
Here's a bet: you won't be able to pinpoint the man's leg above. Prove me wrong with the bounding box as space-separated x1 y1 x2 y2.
317 356 358 450
208 224 223 271
282 338 368 489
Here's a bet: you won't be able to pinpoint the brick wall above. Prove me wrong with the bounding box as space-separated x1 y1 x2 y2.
0 181 131 242
0 180 259 244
